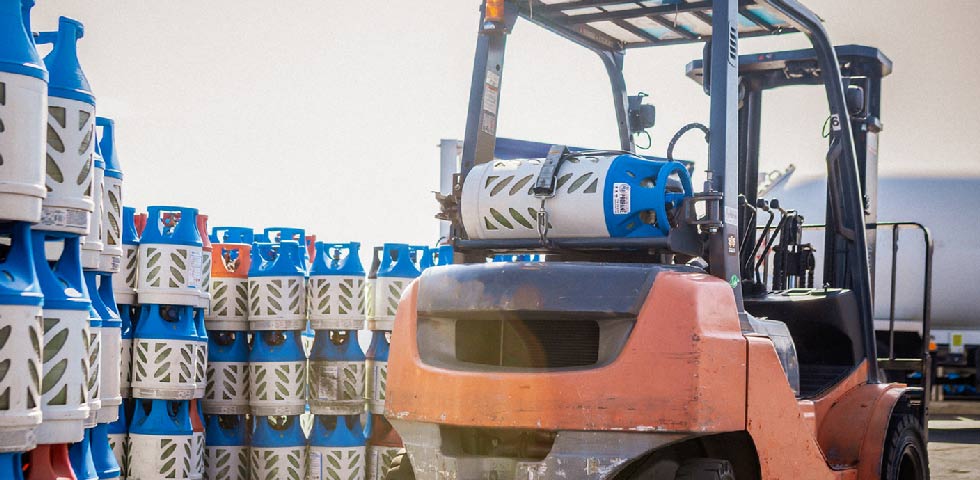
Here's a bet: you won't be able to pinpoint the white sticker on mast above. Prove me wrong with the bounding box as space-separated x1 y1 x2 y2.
480 70 501 135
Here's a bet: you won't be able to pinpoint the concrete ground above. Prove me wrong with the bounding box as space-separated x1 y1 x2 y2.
929 414 980 479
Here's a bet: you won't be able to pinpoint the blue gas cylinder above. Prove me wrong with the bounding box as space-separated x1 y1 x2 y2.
34 233 91 445
0 451 25 480
210 226 254 245
131 304 197 399
308 330 365 415
82 271 103 427
95 272 121 424
117 303 135 400
203 331 249 415
80 135 105 270
128 399 194 479
365 331 390 415
96 117 123 272
111 206 139 306
0 222 43 452
192 307 208 399
248 331 307 416
251 415 307 480
34 16 97 235
308 415 366 480
371 243 420 331
204 414 249 480
308 242 366 331
247 240 307 330
69 429 99 480
461 154 693 239
0 0 47 224
137 206 204 306
90 421 121 479
106 403 128 477
419 244 454 270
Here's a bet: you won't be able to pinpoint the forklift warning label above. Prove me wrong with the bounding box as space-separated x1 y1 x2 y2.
481 70 501 135
613 183 630 214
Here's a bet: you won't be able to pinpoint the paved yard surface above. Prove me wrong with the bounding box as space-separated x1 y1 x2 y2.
929 415 980 479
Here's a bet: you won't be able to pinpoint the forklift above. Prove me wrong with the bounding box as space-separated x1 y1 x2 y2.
385 1 930 479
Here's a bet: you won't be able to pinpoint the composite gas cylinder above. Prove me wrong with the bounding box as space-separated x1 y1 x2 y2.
131 304 198 399
68 428 98 480
364 330 390 415
248 241 307 331
111 207 139 306
90 421 121 479
0 0 47 223
418 244 453 271
248 330 306 416
210 226 253 245
137 206 204 306
308 330 365 415
105 404 128 478
192 307 207 399
82 272 103 427
205 242 250 331
128 399 194 480
251 415 307 480
0 452 25 480
308 242 365 331
196 215 211 311
261 227 311 275
202 331 249 415
79 139 104 269
96 117 122 273
364 247 381 328
0 222 43 452
26 443 76 480
370 244 420 331
33 233 90 445
204 414 249 480
35 17 96 235
365 414 403 480
461 154 693 239
94 272 122 423
308 415 365 480
117 303 135 399
189 400 204 480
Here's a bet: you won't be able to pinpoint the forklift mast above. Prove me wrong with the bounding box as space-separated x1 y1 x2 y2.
686 45 892 290
452 0 878 381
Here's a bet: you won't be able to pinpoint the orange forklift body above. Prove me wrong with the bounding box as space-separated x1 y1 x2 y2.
386 270 906 479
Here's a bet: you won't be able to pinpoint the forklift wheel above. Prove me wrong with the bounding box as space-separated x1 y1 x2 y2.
881 408 929 480
384 449 415 480
674 458 735 480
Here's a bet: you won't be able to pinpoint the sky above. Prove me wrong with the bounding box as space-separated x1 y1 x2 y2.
29 1 980 252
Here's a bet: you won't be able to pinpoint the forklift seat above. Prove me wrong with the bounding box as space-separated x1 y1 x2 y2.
744 288 865 397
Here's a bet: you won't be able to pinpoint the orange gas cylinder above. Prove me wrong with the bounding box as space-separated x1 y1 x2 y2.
26 444 76 480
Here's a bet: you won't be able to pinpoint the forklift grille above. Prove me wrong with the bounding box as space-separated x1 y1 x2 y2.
455 318 601 369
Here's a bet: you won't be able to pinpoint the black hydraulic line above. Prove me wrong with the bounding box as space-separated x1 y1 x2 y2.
745 200 774 275
755 211 791 282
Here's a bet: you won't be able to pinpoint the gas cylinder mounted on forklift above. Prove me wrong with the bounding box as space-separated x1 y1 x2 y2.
384 1 931 479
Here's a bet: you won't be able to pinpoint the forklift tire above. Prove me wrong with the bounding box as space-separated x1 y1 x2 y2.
674 458 735 480
880 408 929 480
384 449 415 480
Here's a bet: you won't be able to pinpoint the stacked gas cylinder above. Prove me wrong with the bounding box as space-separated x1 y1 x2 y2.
101 204 210 480
0 4 134 479
201 230 452 480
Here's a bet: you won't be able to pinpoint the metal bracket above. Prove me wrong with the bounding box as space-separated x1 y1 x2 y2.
682 192 724 230
531 145 570 198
